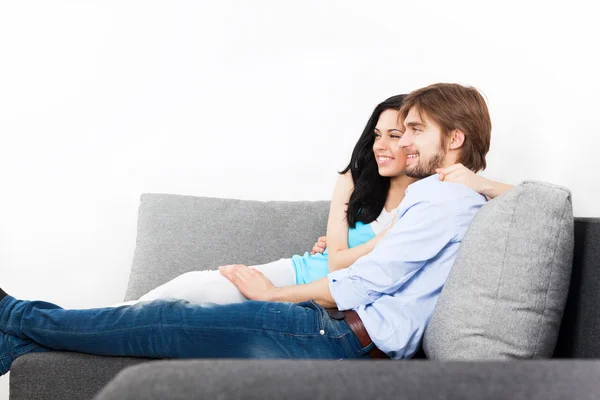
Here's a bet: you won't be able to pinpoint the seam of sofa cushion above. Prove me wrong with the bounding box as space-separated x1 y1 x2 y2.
532 196 570 358
482 188 521 354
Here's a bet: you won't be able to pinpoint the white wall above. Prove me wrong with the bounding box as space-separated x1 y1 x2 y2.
1 1 599 397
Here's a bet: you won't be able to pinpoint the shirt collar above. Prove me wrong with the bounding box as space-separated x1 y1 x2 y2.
406 174 440 193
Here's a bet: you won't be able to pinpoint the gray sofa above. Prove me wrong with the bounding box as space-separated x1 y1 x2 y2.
9 192 600 399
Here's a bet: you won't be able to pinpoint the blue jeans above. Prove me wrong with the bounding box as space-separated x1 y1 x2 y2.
0 296 372 371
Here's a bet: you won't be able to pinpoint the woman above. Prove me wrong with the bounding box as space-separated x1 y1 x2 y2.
121 94 416 306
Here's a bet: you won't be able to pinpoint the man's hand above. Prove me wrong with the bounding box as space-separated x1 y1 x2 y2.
219 264 276 301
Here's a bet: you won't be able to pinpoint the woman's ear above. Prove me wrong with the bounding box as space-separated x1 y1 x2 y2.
449 129 465 150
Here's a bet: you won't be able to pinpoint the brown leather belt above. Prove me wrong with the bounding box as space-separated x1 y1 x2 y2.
325 308 389 359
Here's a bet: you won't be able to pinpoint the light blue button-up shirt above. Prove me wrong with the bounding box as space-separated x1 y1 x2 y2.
328 174 486 359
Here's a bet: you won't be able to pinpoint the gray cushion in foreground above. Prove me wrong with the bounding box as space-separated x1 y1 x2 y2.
125 194 329 301
10 352 149 400
424 181 574 359
93 359 600 400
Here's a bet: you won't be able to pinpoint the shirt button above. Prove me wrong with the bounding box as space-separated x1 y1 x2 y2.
319 330 325 335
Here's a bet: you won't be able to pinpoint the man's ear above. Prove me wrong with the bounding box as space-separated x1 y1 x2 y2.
449 129 465 150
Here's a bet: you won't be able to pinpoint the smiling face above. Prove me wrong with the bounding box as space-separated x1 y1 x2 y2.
372 109 408 178
398 107 447 179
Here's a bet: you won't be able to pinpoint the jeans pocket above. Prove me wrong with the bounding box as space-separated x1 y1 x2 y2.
295 301 325 335
305 301 350 338
258 301 323 336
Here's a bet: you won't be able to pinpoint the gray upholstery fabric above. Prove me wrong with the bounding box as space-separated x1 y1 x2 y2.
424 181 574 360
554 218 600 358
125 194 329 301
94 359 600 400
9 352 148 400
11 194 600 400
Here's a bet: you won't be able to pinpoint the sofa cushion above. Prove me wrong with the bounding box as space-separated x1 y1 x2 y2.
94 359 600 400
125 194 329 301
424 181 574 359
10 352 148 400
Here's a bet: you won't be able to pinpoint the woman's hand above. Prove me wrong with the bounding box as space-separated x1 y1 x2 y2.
436 163 514 199
219 264 276 301
310 236 327 255
436 163 487 194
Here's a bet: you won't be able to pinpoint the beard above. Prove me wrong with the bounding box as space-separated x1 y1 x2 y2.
405 147 446 179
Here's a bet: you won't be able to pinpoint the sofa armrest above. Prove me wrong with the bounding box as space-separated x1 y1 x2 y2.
10 352 150 400
94 359 600 400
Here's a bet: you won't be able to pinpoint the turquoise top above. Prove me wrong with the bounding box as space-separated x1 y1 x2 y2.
292 208 395 285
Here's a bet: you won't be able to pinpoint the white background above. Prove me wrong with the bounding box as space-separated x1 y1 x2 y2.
1 1 599 397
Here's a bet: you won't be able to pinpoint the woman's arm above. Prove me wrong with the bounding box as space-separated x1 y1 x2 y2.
479 181 514 199
436 164 514 199
324 172 389 273
329 234 383 272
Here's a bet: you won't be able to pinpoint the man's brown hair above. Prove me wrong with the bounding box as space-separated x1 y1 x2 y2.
399 83 491 172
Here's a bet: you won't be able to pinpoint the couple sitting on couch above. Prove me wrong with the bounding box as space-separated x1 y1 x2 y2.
0 82 513 372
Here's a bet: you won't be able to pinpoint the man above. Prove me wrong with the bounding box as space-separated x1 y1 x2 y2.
0 83 493 372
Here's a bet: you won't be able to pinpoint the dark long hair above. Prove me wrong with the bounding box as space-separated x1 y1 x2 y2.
340 94 406 228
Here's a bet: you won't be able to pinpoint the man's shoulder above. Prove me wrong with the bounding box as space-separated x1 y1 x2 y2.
403 175 486 241
406 175 486 209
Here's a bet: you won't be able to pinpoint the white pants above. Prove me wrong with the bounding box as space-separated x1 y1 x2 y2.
114 258 296 307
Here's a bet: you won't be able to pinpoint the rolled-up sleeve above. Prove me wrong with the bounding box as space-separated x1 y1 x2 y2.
329 198 457 311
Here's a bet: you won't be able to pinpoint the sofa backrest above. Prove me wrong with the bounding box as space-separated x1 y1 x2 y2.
553 218 600 358
125 194 329 301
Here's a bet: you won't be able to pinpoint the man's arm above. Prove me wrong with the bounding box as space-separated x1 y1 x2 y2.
328 196 457 311
268 277 336 307
219 265 337 308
